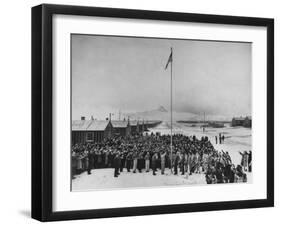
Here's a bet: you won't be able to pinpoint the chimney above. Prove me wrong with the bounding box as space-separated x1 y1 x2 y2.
81 116 85 120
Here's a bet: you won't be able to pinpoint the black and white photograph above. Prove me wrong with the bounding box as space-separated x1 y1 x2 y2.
71 34 252 191
29 3 274 222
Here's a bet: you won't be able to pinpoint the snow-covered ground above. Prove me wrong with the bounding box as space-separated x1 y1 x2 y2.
72 121 252 191
72 169 206 191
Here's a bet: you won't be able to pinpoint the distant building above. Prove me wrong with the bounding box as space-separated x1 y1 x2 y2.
72 118 113 144
111 120 131 137
139 120 148 133
208 121 224 128
244 116 252 128
146 120 162 128
231 116 252 128
130 120 140 135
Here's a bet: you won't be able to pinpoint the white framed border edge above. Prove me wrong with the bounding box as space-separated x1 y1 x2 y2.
52 14 267 211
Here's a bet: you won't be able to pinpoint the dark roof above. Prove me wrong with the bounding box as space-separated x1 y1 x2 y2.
233 117 246 120
72 120 110 131
232 116 252 121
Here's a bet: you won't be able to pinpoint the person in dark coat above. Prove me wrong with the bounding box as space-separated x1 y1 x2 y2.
174 152 180 175
205 166 216 184
104 151 109 168
223 164 231 183
101 151 105 168
87 150 94 175
215 165 224 183
113 153 121 177
71 152 77 179
97 151 102 168
248 151 252 172
108 151 113 168
93 151 97 169
229 164 236 183
137 152 144 173
120 152 125 172
180 153 185 175
156 152 161 170
151 153 158 175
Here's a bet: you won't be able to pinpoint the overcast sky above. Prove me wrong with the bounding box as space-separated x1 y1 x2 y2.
72 34 251 120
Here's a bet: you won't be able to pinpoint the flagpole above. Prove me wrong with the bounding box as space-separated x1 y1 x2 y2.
170 47 173 173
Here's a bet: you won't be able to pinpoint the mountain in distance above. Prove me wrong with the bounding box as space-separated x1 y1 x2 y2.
157 105 168 113
125 105 232 122
126 105 196 121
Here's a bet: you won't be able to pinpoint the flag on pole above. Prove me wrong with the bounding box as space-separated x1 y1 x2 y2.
165 49 173 70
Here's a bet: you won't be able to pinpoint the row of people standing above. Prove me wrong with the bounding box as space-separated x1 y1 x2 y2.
113 147 249 185
113 149 212 178
215 133 225 144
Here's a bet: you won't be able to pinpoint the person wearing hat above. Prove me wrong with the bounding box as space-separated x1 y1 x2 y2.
179 152 185 175
87 149 94 175
174 151 180 175
113 152 121 177
151 153 158 176
248 150 252 172
137 151 144 173
119 152 125 172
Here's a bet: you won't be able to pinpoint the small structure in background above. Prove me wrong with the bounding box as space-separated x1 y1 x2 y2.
72 117 113 144
130 120 140 135
243 116 252 128
208 121 224 128
111 119 131 137
231 116 252 128
142 120 148 132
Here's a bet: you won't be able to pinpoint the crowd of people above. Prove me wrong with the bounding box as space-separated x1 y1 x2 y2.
71 133 251 184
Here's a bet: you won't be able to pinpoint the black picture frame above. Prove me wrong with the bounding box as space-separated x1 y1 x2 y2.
32 4 274 222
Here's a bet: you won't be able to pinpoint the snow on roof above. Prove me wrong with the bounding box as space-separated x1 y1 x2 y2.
111 120 129 128
130 120 139 126
87 121 110 131
72 120 110 131
72 120 92 131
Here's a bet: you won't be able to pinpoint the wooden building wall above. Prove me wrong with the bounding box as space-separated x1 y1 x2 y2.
72 127 112 145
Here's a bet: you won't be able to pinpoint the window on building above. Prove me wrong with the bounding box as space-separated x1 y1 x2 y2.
86 132 93 141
